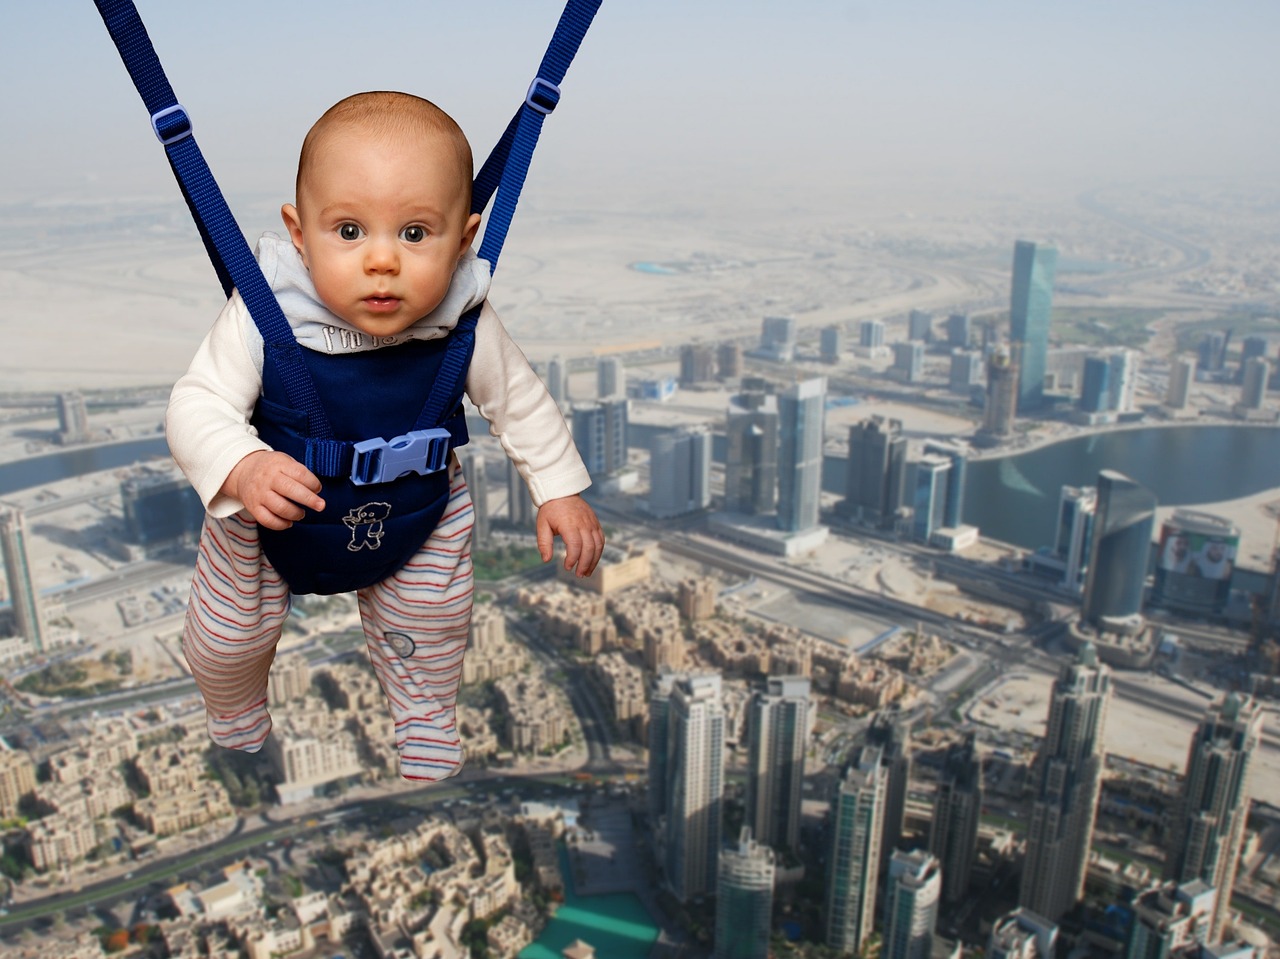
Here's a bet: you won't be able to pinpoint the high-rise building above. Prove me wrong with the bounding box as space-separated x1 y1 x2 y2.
0 507 44 653
1019 643 1111 923
0 747 36 819
1197 332 1227 375
776 378 826 534
883 849 942 959
1167 356 1195 409
867 711 913 869
820 325 845 364
983 348 1019 438
745 676 810 852
572 398 628 479
1165 694 1264 943
545 355 568 406
1126 880 1216 959
825 745 886 955
908 310 933 343
949 349 981 395
651 672 726 901
717 342 743 381
597 355 623 398
759 316 797 363
893 341 925 383
460 451 489 548
860 320 886 349
947 313 971 348
680 343 717 387
908 454 952 542
1109 350 1137 413
725 392 779 516
1009 240 1058 414
55 391 90 445
1080 356 1111 414
1081 470 1156 629
120 465 205 550
988 908 1059 959
1152 511 1238 615
506 459 532 528
714 828 776 959
923 441 968 529
1239 357 1269 410
1054 485 1097 594
842 416 906 527
929 732 982 905
649 427 711 519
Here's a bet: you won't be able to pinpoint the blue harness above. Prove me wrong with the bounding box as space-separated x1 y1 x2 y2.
92 0 601 594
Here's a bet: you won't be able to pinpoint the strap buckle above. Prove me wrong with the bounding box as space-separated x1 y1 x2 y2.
525 77 561 115
151 104 193 145
350 428 452 486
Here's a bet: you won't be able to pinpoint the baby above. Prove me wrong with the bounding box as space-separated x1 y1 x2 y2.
166 91 603 781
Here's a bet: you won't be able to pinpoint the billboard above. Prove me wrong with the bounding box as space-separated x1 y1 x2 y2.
1157 525 1238 581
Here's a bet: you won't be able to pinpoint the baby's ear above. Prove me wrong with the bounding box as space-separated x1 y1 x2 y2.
459 212 482 257
281 204 306 258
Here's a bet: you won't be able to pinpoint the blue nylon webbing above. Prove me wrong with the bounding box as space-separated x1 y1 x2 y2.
92 0 602 472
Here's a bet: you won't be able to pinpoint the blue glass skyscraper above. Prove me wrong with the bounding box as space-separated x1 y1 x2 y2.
1010 240 1058 414
1081 470 1156 627
777 378 826 533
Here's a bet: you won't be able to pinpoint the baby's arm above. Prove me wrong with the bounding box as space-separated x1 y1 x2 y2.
221 451 325 530
536 494 605 577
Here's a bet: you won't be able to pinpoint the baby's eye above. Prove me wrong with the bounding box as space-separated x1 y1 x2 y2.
401 225 426 243
338 223 363 241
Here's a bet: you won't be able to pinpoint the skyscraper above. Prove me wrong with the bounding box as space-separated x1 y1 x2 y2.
714 828 775 959
988 908 1059 959
1081 470 1156 628
759 316 797 362
1080 356 1111 414
717 342 743 381
922 441 968 529
820 325 845 364
571 397 628 479
893 341 925 383
1109 350 1137 413
883 850 942 959
745 676 810 852
929 732 982 906
947 312 971 348
842 416 906 527
776 378 825 533
949 349 981 395
1166 355 1195 410
680 343 717 387
826 745 886 954
649 427 711 519
55 391 90 445
545 354 568 406
908 310 934 342
1126 880 1216 959
460 451 489 548
0 507 44 653
1197 332 1227 376
908 454 952 542
597 355 623 398
652 672 726 901
983 347 1019 438
725 392 779 516
506 459 532 528
1019 643 1111 923
1165 694 1264 943
867 711 913 869
1054 485 1097 593
1239 357 1270 410
1009 240 1058 413
860 319 886 349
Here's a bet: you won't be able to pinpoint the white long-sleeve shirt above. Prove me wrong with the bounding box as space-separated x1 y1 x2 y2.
166 234 589 518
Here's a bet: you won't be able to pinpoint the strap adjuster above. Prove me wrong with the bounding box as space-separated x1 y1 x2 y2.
350 428 452 486
525 77 561 115
151 104 193 145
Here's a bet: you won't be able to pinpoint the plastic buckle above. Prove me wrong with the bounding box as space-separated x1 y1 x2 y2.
525 77 561 115
151 104 193 146
350 428 452 486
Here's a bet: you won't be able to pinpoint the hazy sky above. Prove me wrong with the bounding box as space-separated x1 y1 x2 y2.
3 0 1279 211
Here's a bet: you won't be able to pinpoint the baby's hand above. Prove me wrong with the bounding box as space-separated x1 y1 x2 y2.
536 494 605 577
223 450 325 530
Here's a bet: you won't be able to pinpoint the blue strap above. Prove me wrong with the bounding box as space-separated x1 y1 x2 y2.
92 0 336 442
94 0 602 474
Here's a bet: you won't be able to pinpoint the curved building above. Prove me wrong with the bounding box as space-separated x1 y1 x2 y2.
1152 510 1239 615
1081 470 1156 628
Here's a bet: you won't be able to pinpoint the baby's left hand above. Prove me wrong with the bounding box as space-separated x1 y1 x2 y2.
536 494 605 577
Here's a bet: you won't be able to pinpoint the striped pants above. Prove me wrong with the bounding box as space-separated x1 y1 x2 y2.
181 462 475 782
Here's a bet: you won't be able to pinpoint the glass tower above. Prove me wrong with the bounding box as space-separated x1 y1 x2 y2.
777 377 825 533
1081 470 1156 627
1009 240 1058 413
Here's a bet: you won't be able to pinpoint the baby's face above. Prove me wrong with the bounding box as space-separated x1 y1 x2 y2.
283 127 479 338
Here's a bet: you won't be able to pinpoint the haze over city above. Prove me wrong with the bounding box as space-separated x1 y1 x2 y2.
1 3 1279 959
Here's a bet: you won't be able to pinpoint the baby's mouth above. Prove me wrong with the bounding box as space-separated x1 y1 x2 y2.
364 296 400 312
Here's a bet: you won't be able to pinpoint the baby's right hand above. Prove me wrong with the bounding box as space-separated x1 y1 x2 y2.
222 450 325 530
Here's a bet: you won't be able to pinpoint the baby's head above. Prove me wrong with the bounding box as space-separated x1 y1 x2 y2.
282 92 482 338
